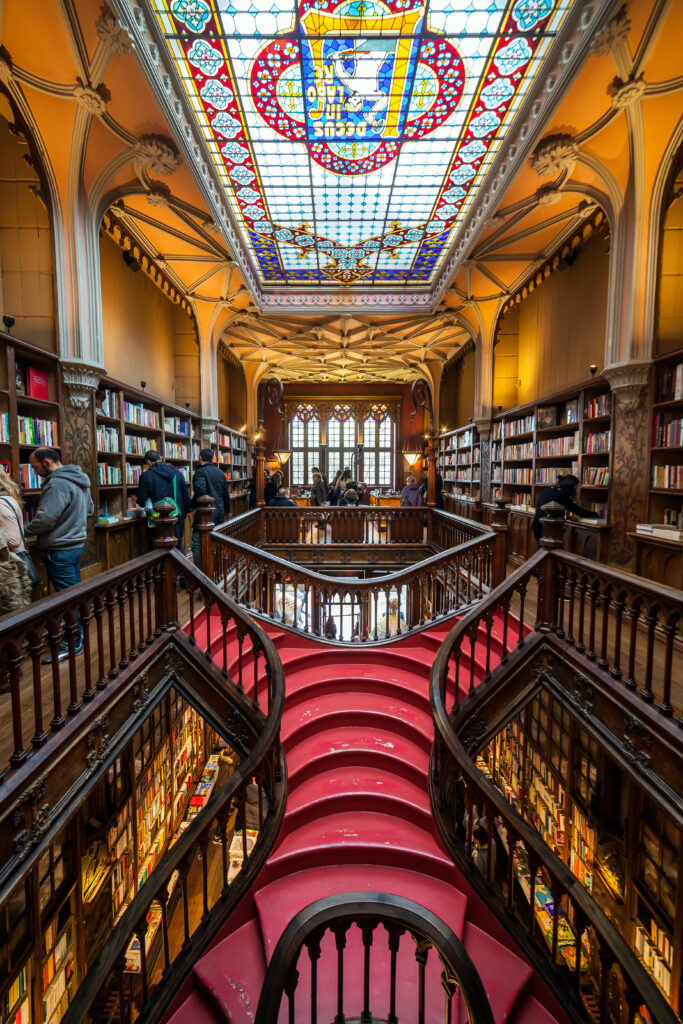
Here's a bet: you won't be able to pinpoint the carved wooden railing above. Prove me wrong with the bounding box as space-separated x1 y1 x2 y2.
254 892 495 1024
429 511 682 1024
211 531 497 642
0 532 286 1024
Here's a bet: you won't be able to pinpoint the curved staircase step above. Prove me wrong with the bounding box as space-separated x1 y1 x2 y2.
459 920 532 1023
281 693 433 750
510 992 563 1024
193 917 265 1024
165 988 229 1024
286 727 429 786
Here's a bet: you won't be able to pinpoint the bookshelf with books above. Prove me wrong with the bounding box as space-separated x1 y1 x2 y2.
0 334 64 562
93 377 203 569
487 378 613 564
206 423 252 516
437 423 481 519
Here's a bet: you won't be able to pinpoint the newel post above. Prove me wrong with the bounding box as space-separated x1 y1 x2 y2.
491 496 509 586
196 494 216 578
153 499 180 630
538 501 565 633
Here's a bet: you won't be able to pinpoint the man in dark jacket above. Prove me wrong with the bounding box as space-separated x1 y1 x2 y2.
190 449 231 566
310 471 327 506
532 475 599 542
138 450 190 550
268 486 297 507
26 447 94 659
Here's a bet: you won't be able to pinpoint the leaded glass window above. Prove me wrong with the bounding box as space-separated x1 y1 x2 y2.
290 407 320 485
363 415 395 487
328 410 357 479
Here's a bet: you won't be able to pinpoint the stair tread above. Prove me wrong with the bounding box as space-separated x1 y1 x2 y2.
509 992 563 1024
286 766 431 815
286 726 430 777
194 918 265 1024
461 920 533 1023
164 990 225 1024
281 692 433 745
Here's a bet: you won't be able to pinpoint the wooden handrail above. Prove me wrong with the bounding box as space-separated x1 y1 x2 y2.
254 892 496 1024
212 529 497 642
429 548 682 1024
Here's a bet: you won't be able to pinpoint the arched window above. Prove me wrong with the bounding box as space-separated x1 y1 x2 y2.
363 407 394 487
328 404 357 479
290 404 320 485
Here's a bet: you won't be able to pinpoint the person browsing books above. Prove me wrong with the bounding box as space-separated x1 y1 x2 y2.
532 474 599 543
190 448 231 566
138 450 191 550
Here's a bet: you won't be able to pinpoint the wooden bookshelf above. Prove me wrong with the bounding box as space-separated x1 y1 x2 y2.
93 377 205 569
0 332 64 544
206 423 252 516
488 378 613 564
437 423 481 519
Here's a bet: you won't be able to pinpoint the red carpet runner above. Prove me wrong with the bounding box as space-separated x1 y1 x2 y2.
168 615 566 1023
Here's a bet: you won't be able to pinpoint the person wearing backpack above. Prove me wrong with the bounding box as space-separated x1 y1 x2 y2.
190 448 231 566
137 450 190 550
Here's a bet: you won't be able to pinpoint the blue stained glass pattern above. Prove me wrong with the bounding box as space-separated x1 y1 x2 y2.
148 0 575 289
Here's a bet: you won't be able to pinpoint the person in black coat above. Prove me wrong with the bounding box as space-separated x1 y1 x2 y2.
532 475 599 543
190 449 231 566
268 486 297 507
138 450 190 550
264 470 281 504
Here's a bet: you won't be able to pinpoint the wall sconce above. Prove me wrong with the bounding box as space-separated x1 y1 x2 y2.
590 364 598 377
403 451 421 468
140 381 147 390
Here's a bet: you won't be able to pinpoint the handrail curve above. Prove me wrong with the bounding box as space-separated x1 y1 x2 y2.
254 891 496 1024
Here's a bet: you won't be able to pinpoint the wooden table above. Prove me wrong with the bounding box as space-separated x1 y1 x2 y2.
628 532 683 587
370 495 401 507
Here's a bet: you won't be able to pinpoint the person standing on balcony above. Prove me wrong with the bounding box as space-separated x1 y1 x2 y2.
25 447 93 660
138 450 191 550
265 469 281 504
472 825 496 877
358 482 372 505
312 465 328 493
400 475 423 506
310 471 327 506
190 448 232 566
339 487 359 506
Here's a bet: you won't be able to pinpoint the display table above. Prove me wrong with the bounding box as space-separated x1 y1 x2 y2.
370 495 401 507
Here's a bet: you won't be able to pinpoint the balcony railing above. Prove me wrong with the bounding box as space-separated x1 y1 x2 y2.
429 506 681 1024
254 892 495 1024
195 501 509 642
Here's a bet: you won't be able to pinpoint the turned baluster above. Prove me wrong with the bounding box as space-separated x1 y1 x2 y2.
658 614 678 716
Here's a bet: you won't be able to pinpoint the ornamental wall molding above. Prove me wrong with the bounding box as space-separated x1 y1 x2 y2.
110 0 613 313
95 10 134 55
61 362 103 408
602 360 651 409
201 418 220 434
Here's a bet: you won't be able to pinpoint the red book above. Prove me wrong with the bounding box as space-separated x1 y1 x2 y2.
26 367 49 401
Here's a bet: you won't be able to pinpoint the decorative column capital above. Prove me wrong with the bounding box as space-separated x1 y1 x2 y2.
95 10 134 55
60 362 102 409
200 417 219 436
474 417 491 442
602 360 651 410
132 135 180 178
590 8 631 56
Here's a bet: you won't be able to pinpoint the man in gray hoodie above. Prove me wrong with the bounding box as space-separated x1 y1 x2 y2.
25 448 93 659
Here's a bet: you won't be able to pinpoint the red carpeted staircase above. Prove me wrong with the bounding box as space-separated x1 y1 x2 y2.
169 614 566 1024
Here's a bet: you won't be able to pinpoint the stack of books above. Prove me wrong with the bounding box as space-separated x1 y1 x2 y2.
635 523 683 542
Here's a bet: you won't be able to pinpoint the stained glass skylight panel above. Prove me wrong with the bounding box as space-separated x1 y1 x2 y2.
149 0 575 289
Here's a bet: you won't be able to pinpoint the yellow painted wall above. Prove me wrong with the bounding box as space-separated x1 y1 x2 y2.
217 349 247 430
656 178 683 355
493 234 609 410
100 233 199 408
0 112 56 351
439 345 475 429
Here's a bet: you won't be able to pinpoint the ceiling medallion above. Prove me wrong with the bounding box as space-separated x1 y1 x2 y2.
147 0 577 290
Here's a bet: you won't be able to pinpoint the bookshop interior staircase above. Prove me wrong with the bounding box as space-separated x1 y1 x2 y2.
166 611 568 1024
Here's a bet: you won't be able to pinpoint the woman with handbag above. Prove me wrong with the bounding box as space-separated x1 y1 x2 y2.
0 468 42 590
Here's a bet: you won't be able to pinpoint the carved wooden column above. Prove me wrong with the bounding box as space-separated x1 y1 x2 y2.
254 424 266 507
426 428 437 507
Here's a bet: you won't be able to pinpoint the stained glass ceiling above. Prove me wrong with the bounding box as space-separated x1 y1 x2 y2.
148 0 575 291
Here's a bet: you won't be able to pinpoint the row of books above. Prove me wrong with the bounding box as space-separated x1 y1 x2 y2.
124 434 155 456
652 414 683 448
18 417 58 447
126 464 141 485
42 924 72 991
583 430 610 453
456 452 472 465
582 466 610 486
97 463 122 485
585 394 610 418
123 401 159 429
19 464 42 490
536 464 579 484
457 429 474 448
536 436 579 457
164 442 190 460
164 417 191 436
656 361 683 402
0 412 9 443
504 415 535 437
2 964 29 1021
504 468 532 484
506 442 534 460
652 465 683 489
634 924 672 995
97 389 119 419
96 426 119 452
16 363 49 401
